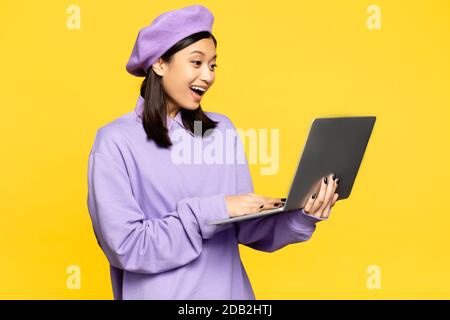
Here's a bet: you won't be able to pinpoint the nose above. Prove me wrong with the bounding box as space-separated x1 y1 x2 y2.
199 65 214 85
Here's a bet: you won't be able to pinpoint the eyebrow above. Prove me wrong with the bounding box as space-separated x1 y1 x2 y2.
189 50 217 59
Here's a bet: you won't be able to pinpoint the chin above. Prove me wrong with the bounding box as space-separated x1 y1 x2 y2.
183 103 201 111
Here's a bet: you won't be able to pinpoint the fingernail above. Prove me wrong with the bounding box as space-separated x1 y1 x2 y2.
336 178 340 185
332 174 336 180
274 202 281 206
324 177 328 184
281 198 286 202
260 205 263 208
312 193 316 199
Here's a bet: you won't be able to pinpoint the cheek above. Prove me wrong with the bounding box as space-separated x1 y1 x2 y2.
162 74 196 105
162 75 187 97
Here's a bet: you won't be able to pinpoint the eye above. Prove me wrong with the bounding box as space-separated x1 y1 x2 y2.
191 61 218 71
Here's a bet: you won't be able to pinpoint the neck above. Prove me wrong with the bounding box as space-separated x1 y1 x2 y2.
166 100 180 119
168 109 180 119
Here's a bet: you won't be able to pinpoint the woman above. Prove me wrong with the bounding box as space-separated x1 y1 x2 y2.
87 4 339 300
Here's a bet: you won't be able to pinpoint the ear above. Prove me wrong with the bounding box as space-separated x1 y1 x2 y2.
151 58 165 76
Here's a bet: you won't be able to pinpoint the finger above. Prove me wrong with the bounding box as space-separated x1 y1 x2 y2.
237 207 251 216
249 194 285 207
315 174 337 216
243 201 264 210
258 195 285 204
313 173 335 218
310 176 329 215
245 199 281 212
303 193 317 214
244 194 275 209
321 197 332 219
243 203 264 215
322 192 339 219
331 193 339 207
260 201 285 210
327 177 339 207
330 179 339 206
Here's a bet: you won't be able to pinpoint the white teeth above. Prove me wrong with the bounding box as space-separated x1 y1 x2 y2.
190 86 206 92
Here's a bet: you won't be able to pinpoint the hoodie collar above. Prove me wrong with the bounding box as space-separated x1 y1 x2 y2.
134 95 183 131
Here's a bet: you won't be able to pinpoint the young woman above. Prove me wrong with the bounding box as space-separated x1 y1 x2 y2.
87 5 339 300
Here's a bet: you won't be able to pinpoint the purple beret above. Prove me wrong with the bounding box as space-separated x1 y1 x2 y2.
126 4 214 77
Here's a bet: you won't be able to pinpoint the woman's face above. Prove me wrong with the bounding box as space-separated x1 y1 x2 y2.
152 38 217 114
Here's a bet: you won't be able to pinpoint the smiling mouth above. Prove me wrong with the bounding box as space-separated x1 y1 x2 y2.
190 87 206 97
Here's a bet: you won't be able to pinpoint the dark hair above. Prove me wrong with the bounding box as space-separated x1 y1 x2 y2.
139 31 218 148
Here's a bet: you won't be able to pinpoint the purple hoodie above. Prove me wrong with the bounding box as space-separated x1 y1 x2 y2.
87 95 325 299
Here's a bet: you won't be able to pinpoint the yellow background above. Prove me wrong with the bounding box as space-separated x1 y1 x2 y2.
0 0 449 299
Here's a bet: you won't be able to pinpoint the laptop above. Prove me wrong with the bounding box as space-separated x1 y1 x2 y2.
209 116 376 225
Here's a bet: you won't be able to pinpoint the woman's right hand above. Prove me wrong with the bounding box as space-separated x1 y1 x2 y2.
224 193 285 218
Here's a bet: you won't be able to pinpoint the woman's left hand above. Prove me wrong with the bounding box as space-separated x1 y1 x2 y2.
303 173 339 219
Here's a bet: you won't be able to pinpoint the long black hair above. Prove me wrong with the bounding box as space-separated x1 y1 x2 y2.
139 31 219 148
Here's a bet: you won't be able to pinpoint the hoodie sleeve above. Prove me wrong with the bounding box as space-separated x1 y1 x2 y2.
87 140 231 274
232 124 326 253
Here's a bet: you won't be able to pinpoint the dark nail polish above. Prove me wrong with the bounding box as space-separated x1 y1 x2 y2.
260 205 263 208
312 193 316 199
332 174 336 180
336 178 340 185
281 198 286 202
274 203 281 206
324 177 328 184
